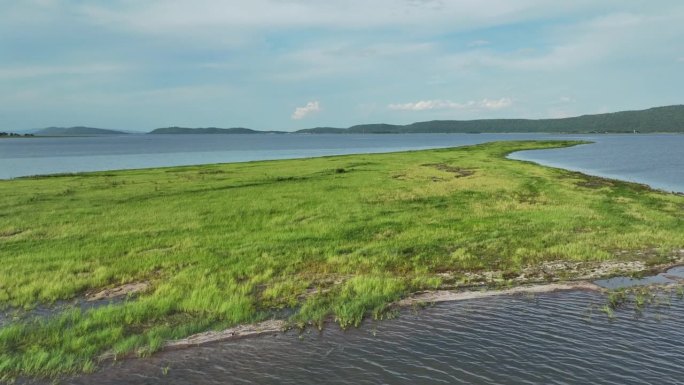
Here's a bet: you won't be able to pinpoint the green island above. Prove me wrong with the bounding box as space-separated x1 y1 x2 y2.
1 140 683 379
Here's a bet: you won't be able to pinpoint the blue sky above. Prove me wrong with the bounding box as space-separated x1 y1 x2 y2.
1 1 682 132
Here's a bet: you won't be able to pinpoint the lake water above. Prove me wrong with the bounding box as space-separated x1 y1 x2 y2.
66 291 684 385
1 133 533 179
2 133 683 193
509 134 684 193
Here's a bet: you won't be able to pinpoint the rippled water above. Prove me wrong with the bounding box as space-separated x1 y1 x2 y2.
60 291 684 385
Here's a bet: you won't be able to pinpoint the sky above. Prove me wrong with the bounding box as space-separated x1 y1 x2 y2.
1 1 682 132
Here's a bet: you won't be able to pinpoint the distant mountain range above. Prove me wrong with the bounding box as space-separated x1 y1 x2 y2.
299 105 684 134
148 127 285 135
22 105 684 136
33 126 130 136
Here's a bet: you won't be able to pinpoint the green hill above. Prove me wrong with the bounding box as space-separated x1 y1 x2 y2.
28 105 684 136
34 126 129 136
296 126 348 134
149 127 286 134
299 105 684 134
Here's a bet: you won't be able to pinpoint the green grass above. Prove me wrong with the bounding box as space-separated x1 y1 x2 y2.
1 140 683 378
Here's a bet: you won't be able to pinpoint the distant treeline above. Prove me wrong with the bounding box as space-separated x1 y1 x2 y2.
18 104 684 136
149 127 284 134
32 127 128 136
298 105 684 134
0 132 34 137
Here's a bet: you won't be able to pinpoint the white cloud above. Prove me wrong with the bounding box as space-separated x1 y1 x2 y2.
468 40 491 47
291 101 321 120
479 98 513 109
268 42 434 82
2 1 683 130
388 98 512 111
435 9 684 74
74 1 611 33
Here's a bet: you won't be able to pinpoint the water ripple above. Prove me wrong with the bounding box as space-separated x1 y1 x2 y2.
60 291 684 385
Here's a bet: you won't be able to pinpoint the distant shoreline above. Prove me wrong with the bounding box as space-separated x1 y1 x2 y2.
11 104 684 136
8 131 684 138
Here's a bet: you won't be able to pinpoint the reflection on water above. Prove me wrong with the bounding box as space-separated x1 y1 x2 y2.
62 291 684 385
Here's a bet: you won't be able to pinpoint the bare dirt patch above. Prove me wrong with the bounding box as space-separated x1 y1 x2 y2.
575 179 614 189
0 229 25 238
397 281 603 306
86 282 150 302
423 163 475 178
162 319 286 351
441 249 684 288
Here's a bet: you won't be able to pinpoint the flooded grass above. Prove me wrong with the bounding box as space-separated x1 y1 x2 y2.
601 283 684 320
60 290 684 385
1 140 683 378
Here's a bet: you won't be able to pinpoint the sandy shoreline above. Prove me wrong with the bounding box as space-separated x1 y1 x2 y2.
396 281 604 306
163 319 287 351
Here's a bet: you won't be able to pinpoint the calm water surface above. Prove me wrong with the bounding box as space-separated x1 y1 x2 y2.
1 133 535 179
2 133 683 192
509 134 684 193
65 291 684 385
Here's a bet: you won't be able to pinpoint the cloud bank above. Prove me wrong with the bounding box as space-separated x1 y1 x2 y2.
1 1 682 130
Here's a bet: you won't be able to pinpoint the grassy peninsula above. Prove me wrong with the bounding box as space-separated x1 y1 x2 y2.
1 141 683 378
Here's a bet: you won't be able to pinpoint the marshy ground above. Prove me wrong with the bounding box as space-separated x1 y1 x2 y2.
1 140 683 379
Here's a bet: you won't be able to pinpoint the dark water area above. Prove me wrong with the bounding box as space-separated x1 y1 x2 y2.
60 291 684 385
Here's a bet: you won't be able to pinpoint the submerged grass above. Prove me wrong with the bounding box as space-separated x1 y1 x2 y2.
601 284 684 319
1 140 683 378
